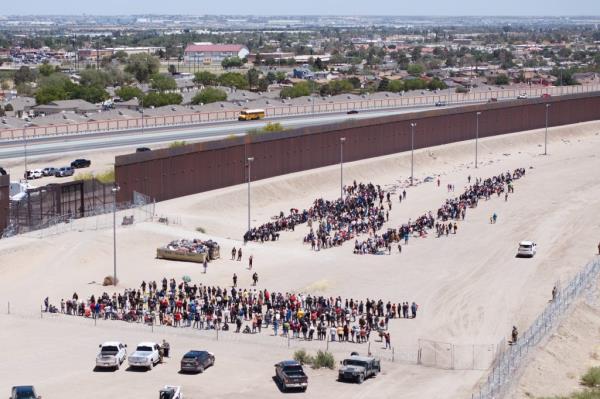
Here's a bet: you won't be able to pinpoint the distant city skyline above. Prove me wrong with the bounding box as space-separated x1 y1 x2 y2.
2 0 600 17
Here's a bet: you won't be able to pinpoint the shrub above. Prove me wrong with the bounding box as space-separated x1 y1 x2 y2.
96 169 115 184
196 227 206 233
169 140 187 148
581 367 600 388
312 350 335 369
293 349 314 366
103 275 118 286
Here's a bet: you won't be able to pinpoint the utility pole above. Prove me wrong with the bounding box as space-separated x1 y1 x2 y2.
246 157 254 240
475 112 481 168
544 104 550 155
111 184 120 286
340 137 346 200
23 125 28 182
410 122 416 186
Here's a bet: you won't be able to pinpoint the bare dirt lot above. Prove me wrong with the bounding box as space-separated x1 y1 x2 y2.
0 120 599 399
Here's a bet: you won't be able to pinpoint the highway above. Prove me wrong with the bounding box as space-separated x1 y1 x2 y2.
0 103 471 160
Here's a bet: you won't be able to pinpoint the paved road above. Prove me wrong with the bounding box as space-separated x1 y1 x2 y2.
0 102 479 160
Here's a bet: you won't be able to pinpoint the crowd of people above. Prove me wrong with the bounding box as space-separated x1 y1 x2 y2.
352 168 527 254
50 278 418 347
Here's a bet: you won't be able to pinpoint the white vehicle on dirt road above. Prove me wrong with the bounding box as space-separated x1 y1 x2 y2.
517 241 537 257
128 342 160 370
96 341 127 370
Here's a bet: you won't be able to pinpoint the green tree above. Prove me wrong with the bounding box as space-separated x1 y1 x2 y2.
377 78 390 92
70 84 110 103
16 83 34 96
320 80 353 96
191 87 227 104
150 74 177 92
115 86 144 101
38 62 55 77
218 72 249 90
411 46 422 62
113 50 128 63
124 53 160 83
280 81 316 98
0 80 9 91
407 64 425 76
494 74 510 86
221 56 244 69
193 71 218 86
168 64 177 75
79 68 112 88
257 78 269 92
4 103 13 112
246 68 260 89
427 78 447 90
142 92 182 107
14 66 36 85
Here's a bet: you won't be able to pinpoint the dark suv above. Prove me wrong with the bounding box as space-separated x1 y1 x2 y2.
180 350 215 373
70 159 91 168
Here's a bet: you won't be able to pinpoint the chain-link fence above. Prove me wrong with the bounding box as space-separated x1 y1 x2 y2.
24 191 155 239
472 257 600 399
417 339 496 370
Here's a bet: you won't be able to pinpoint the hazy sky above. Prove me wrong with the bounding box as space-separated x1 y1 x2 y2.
3 0 600 16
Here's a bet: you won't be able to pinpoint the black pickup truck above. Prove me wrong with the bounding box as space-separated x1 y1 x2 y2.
275 360 308 392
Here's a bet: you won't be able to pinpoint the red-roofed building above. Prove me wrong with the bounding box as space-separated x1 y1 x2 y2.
184 42 249 66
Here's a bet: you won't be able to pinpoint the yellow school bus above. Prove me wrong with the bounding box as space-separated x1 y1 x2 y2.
238 109 266 121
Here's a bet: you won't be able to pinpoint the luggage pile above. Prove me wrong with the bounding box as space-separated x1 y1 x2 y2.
157 239 220 263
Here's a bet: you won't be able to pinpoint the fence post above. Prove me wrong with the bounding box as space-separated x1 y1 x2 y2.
40 305 43 319
7 301 10 315
326 335 329 352
392 347 395 362
368 341 371 356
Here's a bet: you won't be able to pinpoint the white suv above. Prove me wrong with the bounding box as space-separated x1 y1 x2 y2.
128 342 160 370
517 241 537 257
96 341 127 370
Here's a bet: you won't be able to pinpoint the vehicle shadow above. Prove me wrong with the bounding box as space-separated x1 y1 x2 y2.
125 366 150 373
92 366 117 372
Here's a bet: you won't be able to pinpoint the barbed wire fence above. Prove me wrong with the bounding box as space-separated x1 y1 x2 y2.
472 257 600 399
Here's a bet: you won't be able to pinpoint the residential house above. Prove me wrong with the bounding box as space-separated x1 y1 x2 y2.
32 100 99 116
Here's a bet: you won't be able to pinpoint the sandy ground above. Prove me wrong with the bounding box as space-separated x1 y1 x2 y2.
509 278 600 399
0 119 599 398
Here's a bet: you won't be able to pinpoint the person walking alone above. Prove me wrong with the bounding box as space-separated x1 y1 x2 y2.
232 273 237 288
248 255 253 270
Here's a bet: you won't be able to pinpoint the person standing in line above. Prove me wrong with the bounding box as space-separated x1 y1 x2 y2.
411 302 418 318
237 248 242 261
231 247 236 260
385 332 391 349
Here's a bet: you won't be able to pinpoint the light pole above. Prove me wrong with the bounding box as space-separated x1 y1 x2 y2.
340 137 346 200
544 104 550 155
246 157 254 238
140 96 144 134
111 184 120 286
23 125 28 182
410 122 416 186
475 112 481 168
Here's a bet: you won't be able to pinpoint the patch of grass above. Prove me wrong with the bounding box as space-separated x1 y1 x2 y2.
312 350 335 370
75 168 114 184
169 140 187 148
75 171 94 181
582 367 600 388
293 349 314 366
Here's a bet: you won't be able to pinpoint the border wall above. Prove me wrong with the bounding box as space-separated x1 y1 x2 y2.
115 92 600 203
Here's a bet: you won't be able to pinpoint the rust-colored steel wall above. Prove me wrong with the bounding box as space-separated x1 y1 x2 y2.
0 174 9 233
115 93 600 203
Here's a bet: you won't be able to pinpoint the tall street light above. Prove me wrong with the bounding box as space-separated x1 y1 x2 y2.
340 137 346 200
410 122 416 186
111 184 120 286
246 157 254 240
544 104 550 155
475 111 482 169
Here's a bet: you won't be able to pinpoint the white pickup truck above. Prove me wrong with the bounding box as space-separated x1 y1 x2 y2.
96 341 127 370
128 342 161 370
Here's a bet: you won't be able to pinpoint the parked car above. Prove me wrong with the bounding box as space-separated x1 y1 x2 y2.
517 240 537 257
54 167 74 177
10 386 41 399
488 97 498 103
180 350 215 373
96 341 127 370
70 159 91 168
0 166 6 176
159 386 183 399
42 167 57 176
275 360 308 392
136 147 151 152
346 110 359 114
25 170 42 179
517 93 528 99
128 342 160 370
541 93 552 99
435 101 447 107
338 355 380 384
